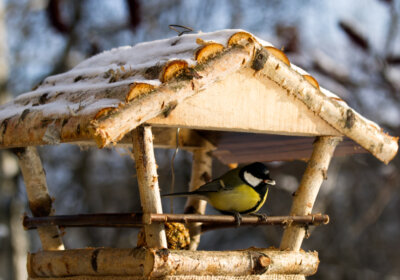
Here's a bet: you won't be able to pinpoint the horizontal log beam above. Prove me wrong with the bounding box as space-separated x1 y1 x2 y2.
23 213 329 230
28 247 319 277
28 275 306 280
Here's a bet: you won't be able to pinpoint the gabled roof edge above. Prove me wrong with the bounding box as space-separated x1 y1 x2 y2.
255 47 398 163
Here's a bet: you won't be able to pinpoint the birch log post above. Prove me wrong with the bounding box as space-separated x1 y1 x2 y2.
184 149 212 250
132 125 167 248
280 136 342 251
13 147 64 250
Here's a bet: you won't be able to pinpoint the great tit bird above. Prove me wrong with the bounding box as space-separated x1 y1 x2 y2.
162 162 276 224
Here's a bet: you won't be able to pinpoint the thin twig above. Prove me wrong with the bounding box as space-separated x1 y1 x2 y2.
169 127 180 213
169 24 194 36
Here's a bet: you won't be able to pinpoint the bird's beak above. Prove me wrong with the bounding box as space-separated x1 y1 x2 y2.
264 179 276 185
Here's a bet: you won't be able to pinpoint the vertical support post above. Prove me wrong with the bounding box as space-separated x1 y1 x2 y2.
13 147 64 250
280 136 342 251
132 125 167 248
184 149 212 250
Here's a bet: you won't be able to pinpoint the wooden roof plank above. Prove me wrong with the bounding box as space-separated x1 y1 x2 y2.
206 132 366 163
148 69 341 137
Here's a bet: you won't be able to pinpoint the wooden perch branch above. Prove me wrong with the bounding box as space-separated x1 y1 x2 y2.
91 45 255 147
13 147 64 250
184 149 212 250
280 136 341 251
256 47 398 163
132 125 167 248
23 213 329 230
27 248 319 278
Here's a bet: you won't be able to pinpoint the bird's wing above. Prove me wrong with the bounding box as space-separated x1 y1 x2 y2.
195 179 234 193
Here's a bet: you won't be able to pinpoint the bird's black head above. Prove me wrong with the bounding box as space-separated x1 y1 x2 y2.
239 162 276 187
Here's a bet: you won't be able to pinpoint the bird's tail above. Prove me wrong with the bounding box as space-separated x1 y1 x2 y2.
162 191 200 197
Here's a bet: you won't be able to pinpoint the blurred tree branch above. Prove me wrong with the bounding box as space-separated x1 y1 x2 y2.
350 170 398 239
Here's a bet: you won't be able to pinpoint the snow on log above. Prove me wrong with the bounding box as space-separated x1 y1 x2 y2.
0 29 395 163
91 44 254 147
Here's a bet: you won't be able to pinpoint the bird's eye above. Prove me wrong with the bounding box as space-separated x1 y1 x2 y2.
264 169 270 175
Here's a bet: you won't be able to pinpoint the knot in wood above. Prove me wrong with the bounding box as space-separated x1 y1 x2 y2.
344 109 355 129
156 248 170 262
251 48 268 71
250 251 270 274
29 195 53 217
90 248 101 272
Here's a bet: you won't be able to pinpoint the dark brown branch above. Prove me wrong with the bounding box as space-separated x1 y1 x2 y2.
23 213 329 231
338 20 369 51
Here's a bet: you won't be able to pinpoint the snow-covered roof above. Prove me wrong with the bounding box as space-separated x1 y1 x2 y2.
0 29 397 163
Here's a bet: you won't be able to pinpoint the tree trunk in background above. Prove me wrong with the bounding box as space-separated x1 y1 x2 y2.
0 1 28 279
10 200 28 280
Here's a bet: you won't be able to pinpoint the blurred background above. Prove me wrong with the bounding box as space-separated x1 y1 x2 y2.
0 0 400 279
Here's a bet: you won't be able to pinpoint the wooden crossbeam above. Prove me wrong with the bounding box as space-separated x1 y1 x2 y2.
23 213 329 230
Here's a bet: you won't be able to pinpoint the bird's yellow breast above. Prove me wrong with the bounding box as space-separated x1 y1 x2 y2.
207 184 267 213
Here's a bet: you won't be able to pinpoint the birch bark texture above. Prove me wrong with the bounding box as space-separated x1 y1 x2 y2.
14 146 64 250
27 248 318 278
132 125 167 248
184 149 212 250
256 47 397 163
280 136 342 251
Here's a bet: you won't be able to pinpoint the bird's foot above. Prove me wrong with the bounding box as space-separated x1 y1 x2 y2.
233 212 242 227
249 212 268 222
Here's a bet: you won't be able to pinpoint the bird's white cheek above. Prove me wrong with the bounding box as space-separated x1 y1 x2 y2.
244 171 263 186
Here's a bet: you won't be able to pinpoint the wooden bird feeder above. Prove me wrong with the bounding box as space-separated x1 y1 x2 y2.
1 29 398 279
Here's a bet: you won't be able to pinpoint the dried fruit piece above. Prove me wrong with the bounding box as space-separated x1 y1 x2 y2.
94 107 116 120
196 38 207 45
125 83 155 103
161 60 189 83
303 75 320 89
228 31 256 46
165 222 190 250
195 43 224 63
264 46 291 66
329 96 344 102
137 222 190 250
228 163 238 169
